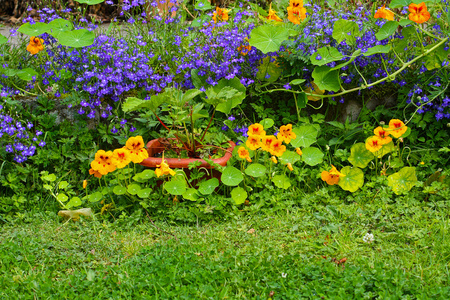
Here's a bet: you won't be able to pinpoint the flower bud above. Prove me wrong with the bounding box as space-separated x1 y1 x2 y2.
83 180 87 189
295 148 302 155
271 156 277 164
287 163 293 171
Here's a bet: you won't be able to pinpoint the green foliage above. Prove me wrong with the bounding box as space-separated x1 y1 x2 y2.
249 25 290 53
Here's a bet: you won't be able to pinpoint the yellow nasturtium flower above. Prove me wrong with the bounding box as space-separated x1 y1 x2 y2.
287 0 306 24
269 139 286 157
247 123 266 137
373 126 392 145
90 150 116 175
125 136 149 163
365 136 383 153
238 147 252 162
278 124 296 144
261 135 277 152
112 148 132 168
155 153 176 177
321 165 344 185
267 3 282 22
246 135 261 150
213 7 230 23
387 119 408 138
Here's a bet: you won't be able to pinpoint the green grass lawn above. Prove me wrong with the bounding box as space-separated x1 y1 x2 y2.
1 194 450 299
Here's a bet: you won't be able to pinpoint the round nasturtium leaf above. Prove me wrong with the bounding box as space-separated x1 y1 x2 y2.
388 167 417 195
74 0 105 4
137 188 152 199
198 178 219 195
348 143 374 168
18 22 51 36
244 163 266 177
221 166 244 186
57 29 95 48
113 185 127 195
127 183 141 195
16 68 39 81
260 118 274 130
272 174 291 189
183 188 199 201
279 150 301 165
164 180 186 196
231 187 248 205
66 197 82 208
42 173 57 182
47 19 74 37
56 193 68 203
88 191 103 203
338 166 364 193
133 170 156 182
301 147 324 166
58 181 69 189
249 25 290 54
291 125 319 148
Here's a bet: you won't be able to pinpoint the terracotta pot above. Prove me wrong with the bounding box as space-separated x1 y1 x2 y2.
140 139 236 169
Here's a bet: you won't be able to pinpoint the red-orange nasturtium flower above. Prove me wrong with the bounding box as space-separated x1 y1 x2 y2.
89 168 102 178
365 136 383 153
261 135 277 152
247 123 266 137
373 126 392 145
246 136 261 150
269 139 286 157
321 165 344 185
374 5 394 21
408 2 430 24
91 150 116 175
278 124 296 144
27 36 45 55
212 7 230 23
388 119 408 138
125 136 149 163
287 0 306 24
267 3 282 22
112 148 131 168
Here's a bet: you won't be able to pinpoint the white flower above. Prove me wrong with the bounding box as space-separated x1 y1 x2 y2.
281 273 287 278
363 233 374 243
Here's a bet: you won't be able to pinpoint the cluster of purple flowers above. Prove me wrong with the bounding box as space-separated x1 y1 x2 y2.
0 105 45 163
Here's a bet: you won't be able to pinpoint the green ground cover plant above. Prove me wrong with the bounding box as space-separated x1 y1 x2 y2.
0 0 450 297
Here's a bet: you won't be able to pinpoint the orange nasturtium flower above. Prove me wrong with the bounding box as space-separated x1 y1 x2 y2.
125 136 149 163
269 139 286 157
267 3 282 22
246 136 261 150
90 150 116 175
26 36 45 55
373 126 392 145
408 2 430 24
89 168 102 178
374 5 394 21
287 0 307 24
213 7 230 23
321 165 345 185
261 135 277 152
247 123 266 137
112 148 131 168
238 147 252 162
365 136 383 153
388 119 408 138
155 153 176 178
237 38 252 56
278 124 296 144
